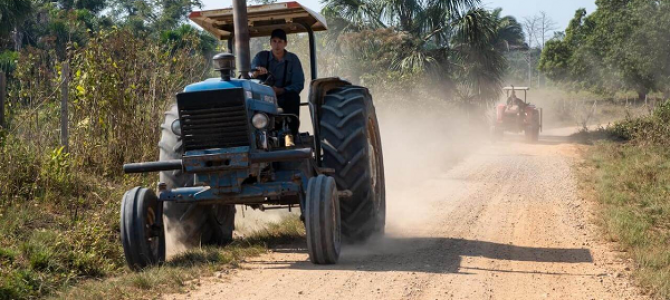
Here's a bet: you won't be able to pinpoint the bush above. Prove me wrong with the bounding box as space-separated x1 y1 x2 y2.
7 27 210 179
0 27 212 299
609 100 670 146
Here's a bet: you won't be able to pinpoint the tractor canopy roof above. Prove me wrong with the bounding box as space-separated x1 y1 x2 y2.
189 1 327 40
503 87 530 91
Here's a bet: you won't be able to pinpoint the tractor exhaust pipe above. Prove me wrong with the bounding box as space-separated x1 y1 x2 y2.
232 0 251 79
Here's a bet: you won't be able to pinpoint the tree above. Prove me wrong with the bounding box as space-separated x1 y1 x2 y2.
56 0 108 13
522 15 539 87
539 1 670 99
160 23 217 55
322 0 512 104
489 8 525 52
534 12 557 50
0 0 32 49
452 8 508 105
108 0 202 31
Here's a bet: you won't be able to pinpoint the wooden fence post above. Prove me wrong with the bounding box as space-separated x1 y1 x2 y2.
0 71 5 129
60 62 69 152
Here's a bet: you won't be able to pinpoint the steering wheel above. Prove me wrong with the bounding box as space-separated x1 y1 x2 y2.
252 68 276 86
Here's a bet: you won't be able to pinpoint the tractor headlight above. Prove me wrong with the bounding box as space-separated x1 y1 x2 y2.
171 119 182 136
252 113 269 129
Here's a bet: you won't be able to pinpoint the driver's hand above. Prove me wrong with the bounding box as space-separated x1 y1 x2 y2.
249 67 267 79
272 87 285 95
255 67 268 76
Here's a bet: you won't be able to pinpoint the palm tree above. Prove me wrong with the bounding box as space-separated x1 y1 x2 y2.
488 8 525 52
0 0 32 38
451 8 507 105
322 0 513 104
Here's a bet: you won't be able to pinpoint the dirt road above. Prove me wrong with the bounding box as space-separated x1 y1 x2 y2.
167 120 645 300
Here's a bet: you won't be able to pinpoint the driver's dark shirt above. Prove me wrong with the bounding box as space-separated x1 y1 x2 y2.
251 50 305 94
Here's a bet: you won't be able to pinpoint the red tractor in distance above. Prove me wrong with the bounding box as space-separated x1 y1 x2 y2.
493 86 542 142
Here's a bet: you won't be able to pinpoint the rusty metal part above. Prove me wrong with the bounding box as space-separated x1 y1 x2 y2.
189 2 327 40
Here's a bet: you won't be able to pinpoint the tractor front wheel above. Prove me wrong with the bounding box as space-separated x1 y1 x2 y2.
525 126 540 142
120 187 165 270
305 175 341 264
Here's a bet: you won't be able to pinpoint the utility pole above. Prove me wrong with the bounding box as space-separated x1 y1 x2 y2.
0 71 5 129
60 61 69 152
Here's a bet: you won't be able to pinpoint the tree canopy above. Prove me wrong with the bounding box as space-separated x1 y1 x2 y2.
322 0 524 104
539 0 670 99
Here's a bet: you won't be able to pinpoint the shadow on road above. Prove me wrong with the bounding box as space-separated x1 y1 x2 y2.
495 133 575 146
255 236 593 275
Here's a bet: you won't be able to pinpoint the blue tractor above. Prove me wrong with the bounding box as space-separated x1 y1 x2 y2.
120 0 385 268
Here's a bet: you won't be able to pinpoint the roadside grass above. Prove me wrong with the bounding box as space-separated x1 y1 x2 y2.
50 215 304 300
578 100 670 298
0 135 127 300
0 133 305 299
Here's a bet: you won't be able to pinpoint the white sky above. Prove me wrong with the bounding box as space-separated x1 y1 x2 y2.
199 0 597 32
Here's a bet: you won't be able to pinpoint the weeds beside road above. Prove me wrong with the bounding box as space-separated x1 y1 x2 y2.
50 216 304 300
580 101 670 298
0 161 304 300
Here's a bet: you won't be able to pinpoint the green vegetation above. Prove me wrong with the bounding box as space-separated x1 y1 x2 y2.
322 0 525 107
0 0 564 299
580 101 670 298
49 216 304 300
539 0 670 100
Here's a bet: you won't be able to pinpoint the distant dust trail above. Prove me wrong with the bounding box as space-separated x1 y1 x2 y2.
165 103 646 300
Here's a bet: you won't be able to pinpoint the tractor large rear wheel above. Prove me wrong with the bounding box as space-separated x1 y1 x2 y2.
160 105 236 247
319 86 385 242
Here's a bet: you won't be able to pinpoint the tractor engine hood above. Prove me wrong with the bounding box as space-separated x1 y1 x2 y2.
183 78 278 115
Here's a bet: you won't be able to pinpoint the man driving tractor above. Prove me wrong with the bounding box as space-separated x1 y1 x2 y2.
505 87 526 115
250 29 305 134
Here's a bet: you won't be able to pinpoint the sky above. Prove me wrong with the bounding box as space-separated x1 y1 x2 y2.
199 0 597 33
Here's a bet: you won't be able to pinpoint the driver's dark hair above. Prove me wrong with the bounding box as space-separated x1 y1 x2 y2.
271 29 287 42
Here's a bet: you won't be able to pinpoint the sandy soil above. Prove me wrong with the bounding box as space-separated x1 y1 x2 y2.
165 115 646 300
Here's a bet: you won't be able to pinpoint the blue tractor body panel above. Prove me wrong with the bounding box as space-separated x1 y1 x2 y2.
184 78 279 114
158 143 305 204
151 78 310 205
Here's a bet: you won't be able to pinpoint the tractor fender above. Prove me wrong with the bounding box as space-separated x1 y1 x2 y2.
308 78 352 167
308 77 352 109
496 104 506 122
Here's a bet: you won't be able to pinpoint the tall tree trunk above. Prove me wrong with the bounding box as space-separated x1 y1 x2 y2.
13 27 21 51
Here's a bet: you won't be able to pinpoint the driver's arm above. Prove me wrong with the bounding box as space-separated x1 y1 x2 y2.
250 52 265 78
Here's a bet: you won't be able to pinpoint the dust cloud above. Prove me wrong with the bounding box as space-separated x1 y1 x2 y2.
164 217 188 259
165 95 488 259
341 98 486 256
